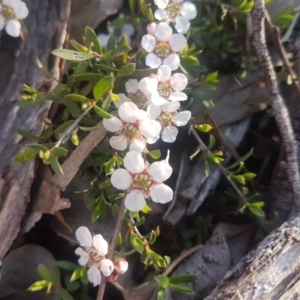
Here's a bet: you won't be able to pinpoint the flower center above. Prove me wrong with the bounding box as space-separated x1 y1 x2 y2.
155 42 171 58
129 91 147 107
133 174 152 190
158 82 172 98
85 247 102 265
123 124 140 139
166 3 182 20
2 6 16 19
158 112 173 127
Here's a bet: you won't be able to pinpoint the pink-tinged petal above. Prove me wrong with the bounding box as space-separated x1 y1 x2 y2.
169 91 187 101
125 190 147 211
76 226 93 247
149 160 173 182
154 0 169 9
181 2 197 20
155 22 172 42
0 16 5 31
147 135 160 144
115 93 132 108
75 248 89 266
170 73 188 91
173 111 191 126
161 101 180 113
119 102 140 123
111 169 132 190
141 34 156 52
103 116 123 132
151 92 168 106
114 259 128 274
87 265 101 286
124 151 145 173
147 22 157 35
163 54 180 71
129 138 146 152
150 183 173 203
147 104 162 120
140 120 162 139
154 9 168 20
93 234 108 256
169 34 187 52
100 259 114 277
157 65 171 82
175 16 190 34
146 53 162 68
162 126 178 143
5 19 21 37
109 134 128 151
125 79 139 94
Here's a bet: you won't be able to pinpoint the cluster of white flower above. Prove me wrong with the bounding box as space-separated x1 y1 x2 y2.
75 227 128 286
0 0 28 37
106 2 196 212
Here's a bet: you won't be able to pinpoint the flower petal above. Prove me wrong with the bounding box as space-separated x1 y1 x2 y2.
75 226 93 247
124 151 145 173
75 248 89 266
125 190 147 211
150 183 173 203
149 160 173 182
119 102 140 123
155 22 172 42
109 134 128 151
115 259 128 274
163 53 180 71
170 73 188 91
5 19 21 37
147 135 160 144
157 65 171 82
100 259 114 277
93 234 108 256
146 53 162 68
154 9 168 20
103 116 123 132
129 138 146 152
162 126 178 143
169 34 187 52
161 101 180 113
181 2 197 20
173 111 191 126
115 93 132 108
141 34 156 52
138 77 157 100
111 169 132 190
140 120 162 138
125 79 139 94
151 92 168 106
154 0 169 9
175 16 190 34
169 91 187 101
87 265 101 286
147 104 162 120
14 2 29 19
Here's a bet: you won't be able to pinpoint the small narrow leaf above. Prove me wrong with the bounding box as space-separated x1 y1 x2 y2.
155 275 169 289
93 76 114 100
49 155 64 175
93 105 112 119
85 26 103 55
118 63 136 77
51 49 93 61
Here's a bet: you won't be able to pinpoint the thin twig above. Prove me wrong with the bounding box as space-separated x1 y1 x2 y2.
96 194 127 300
251 0 300 209
129 212 144 240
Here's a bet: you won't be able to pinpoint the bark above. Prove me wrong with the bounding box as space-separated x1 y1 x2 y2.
0 0 71 262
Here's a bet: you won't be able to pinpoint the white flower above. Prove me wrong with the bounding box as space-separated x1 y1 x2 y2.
0 0 28 37
148 101 191 143
154 0 197 34
75 226 114 286
114 259 128 274
110 151 173 211
150 64 188 105
141 22 186 70
103 102 161 151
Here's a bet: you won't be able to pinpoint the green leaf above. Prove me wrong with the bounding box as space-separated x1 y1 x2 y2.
85 26 103 55
196 124 212 133
169 275 197 284
52 49 94 61
148 230 156 245
139 1 154 21
68 73 105 85
93 105 112 119
58 287 74 300
55 120 76 140
233 175 246 185
129 0 136 14
104 157 116 175
208 135 216 150
118 63 136 77
49 155 64 175
66 281 80 292
14 152 35 163
131 235 144 253
54 261 78 271
17 129 44 142
155 275 169 289
148 150 161 159
103 45 131 60
95 63 118 73
99 180 112 189
53 147 68 157
116 233 122 247
242 172 257 180
70 40 88 53
64 94 90 103
112 203 120 219
141 205 152 214
205 71 219 83
37 264 54 282
227 148 253 170
169 283 195 295
157 289 165 300
107 35 117 51
110 16 130 27
27 144 49 154
101 94 112 111
93 75 114 100
28 280 49 292
70 268 83 282
247 202 265 217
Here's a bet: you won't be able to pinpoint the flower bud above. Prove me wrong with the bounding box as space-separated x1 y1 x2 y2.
114 258 128 274
147 22 157 35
